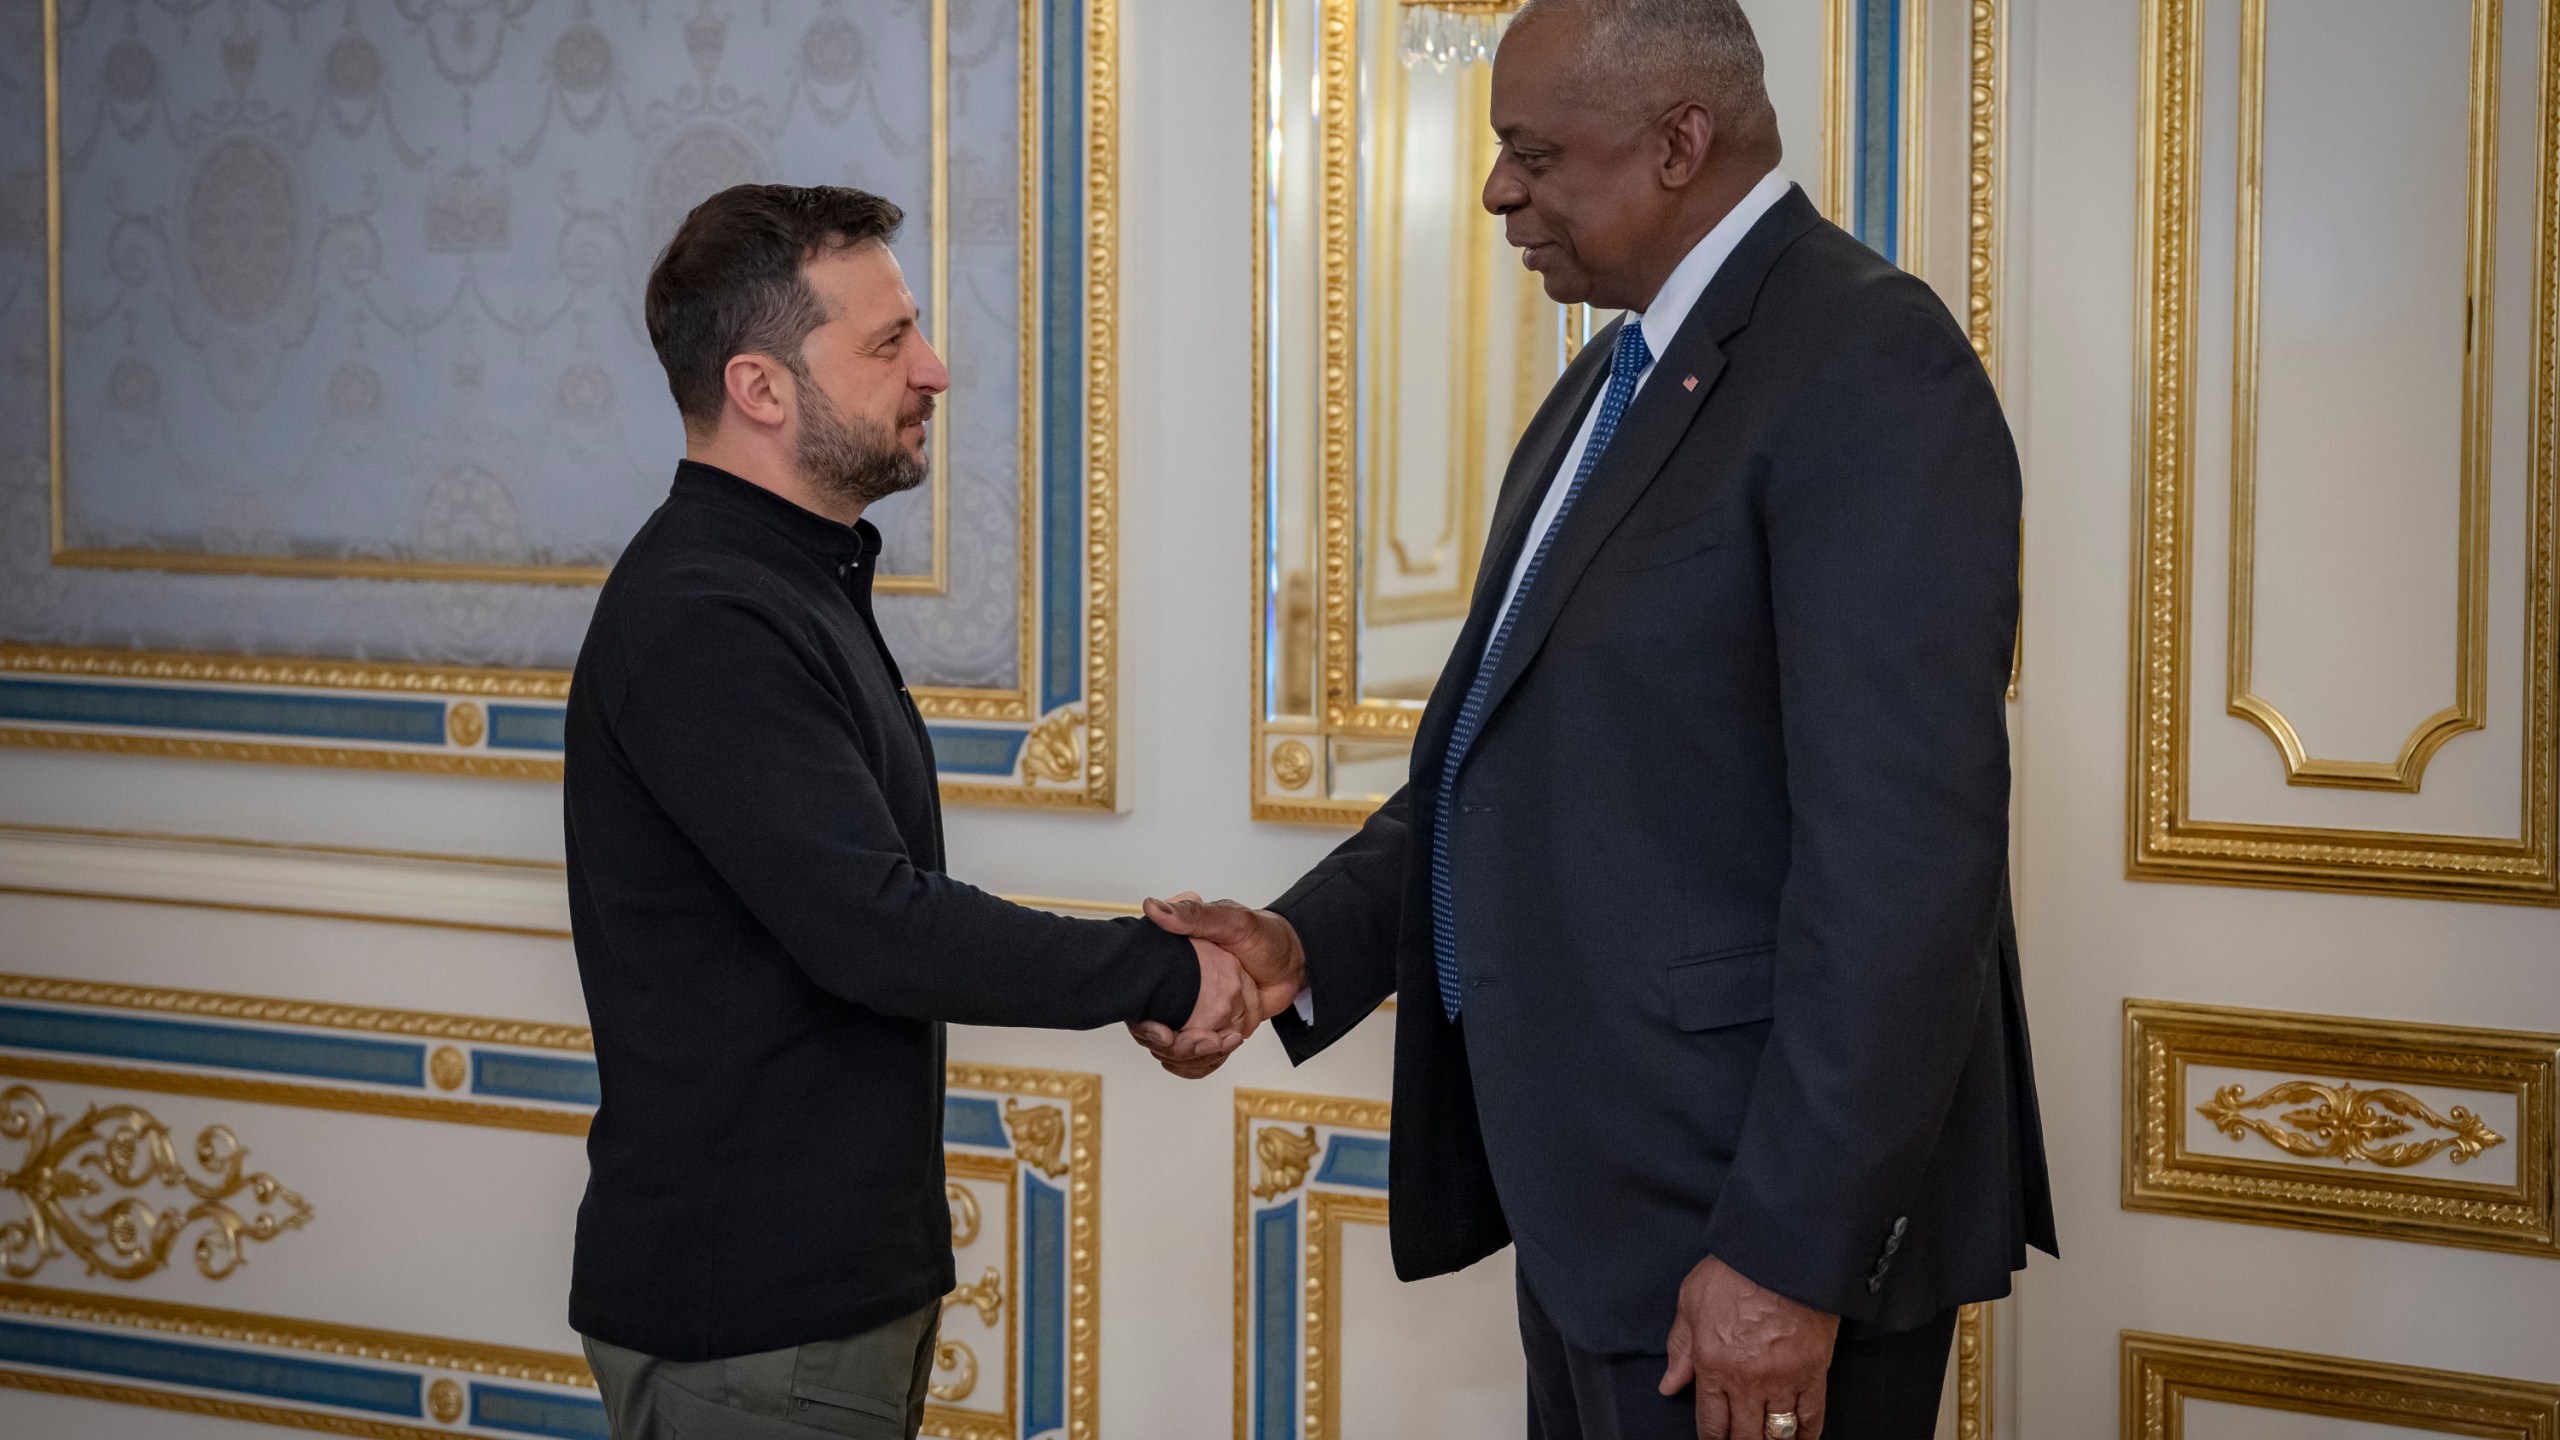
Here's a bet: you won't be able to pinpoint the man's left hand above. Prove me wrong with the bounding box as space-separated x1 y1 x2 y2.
1658 1255 1840 1440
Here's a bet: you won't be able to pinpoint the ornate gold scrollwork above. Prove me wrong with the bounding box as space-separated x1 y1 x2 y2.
928 1339 978 1402
1251 1124 1321 1201
945 1182 981 1248
1019 710 1084 787
2198 1079 2506 1168
0 1085 311 1281
1001 1100 1067 1178
943 1266 1003 1328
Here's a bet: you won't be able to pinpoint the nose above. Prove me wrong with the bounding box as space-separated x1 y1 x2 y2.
915 335 951 396
1482 158 1525 217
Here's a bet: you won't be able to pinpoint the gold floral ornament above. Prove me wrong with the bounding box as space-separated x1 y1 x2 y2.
943 1266 1004 1328
2199 1080 2507 1168
1252 1124 1322 1201
1019 710 1084 787
1002 1100 1068 1178
0 1085 312 1281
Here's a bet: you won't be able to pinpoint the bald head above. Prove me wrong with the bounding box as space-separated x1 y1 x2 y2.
1508 0 1781 166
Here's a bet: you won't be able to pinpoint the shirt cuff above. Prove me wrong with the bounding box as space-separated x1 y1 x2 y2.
1292 989 1315 1026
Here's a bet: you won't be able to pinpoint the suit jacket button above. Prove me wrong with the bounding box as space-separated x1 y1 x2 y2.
1884 1235 1901 1256
1891 1216 1909 1238
1866 1274 1884 1294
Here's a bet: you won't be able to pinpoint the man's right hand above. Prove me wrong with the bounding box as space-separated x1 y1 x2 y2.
1128 896 1307 1078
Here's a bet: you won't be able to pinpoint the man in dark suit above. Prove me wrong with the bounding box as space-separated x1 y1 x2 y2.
1138 2 2055 1436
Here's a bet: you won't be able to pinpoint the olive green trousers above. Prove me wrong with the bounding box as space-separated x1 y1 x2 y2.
581 1301 939 1440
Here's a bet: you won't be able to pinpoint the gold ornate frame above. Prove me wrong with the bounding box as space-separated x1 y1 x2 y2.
13 0 1121 807
0 970 1102 1439
2220 0 2499 794
2124 999 2557 1259
1251 0 2010 823
2121 1332 2560 1438
2127 0 2560 902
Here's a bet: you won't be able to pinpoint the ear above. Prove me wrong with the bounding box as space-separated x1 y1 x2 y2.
720 353 793 432
1658 101 1717 189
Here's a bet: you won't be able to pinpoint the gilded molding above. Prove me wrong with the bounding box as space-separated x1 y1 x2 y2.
2221 0 2499 793
0 1056 593 1138
940 1062 1100 1440
1301 1187 1391 1440
1233 1090 1393 1440
2124 1000 2557 1257
0 645 573 699
0 1280 594 1387
2197 1078 2505 1168
2128 0 2560 902
0 1370 471 1440
1018 709 1086 788
0 974 593 1052
1 1085 311 1281
1001 1099 1069 1179
0 726 566 782
1252 1124 1322 1201
2121 1332 2560 1438
1954 1302 1990 1440
929 1339 980 1402
1965 0 2004 375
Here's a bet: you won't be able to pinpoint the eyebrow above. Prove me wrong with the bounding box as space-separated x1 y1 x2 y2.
863 313 915 349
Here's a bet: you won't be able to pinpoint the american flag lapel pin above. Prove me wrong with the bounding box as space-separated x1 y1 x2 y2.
1681 374 1699 391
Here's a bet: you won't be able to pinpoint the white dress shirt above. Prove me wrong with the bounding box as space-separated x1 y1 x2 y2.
1291 168 1791 1029
1482 167 1790 663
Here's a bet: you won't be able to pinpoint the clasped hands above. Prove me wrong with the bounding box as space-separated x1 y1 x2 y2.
1131 894 1303 1079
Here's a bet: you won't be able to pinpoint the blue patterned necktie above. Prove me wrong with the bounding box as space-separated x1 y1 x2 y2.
1430 318 1654 1020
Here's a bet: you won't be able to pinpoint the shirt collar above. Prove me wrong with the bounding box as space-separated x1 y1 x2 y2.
671 459 882 565
1634 167 1792 361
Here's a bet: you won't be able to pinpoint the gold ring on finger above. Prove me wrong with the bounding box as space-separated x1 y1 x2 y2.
1763 1413 1801 1440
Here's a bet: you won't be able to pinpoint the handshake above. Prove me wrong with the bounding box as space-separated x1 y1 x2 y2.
1128 894 1305 1079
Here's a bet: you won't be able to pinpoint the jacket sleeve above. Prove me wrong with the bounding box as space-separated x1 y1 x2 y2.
609 594 1200 1031
1270 784 1415 1062
1699 292 2020 1320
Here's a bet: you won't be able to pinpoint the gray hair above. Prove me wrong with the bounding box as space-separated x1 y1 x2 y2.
1509 0 1781 161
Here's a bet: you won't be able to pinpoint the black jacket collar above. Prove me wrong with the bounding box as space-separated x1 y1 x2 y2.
670 460 882 567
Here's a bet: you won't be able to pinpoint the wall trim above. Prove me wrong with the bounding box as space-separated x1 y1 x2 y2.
0 824 1141 934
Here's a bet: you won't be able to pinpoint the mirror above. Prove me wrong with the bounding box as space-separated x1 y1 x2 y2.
1252 0 2002 822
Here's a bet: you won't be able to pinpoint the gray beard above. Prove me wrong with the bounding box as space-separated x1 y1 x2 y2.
796 374 926 511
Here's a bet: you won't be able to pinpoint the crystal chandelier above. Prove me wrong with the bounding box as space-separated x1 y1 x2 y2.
1398 0 1520 69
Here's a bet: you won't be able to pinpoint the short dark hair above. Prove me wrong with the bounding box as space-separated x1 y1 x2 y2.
644 184 905 432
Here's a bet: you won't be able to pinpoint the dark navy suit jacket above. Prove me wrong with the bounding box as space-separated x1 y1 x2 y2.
1270 187 2058 1353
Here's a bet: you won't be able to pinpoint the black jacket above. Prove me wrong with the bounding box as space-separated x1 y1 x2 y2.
563 461 1200 1360
1272 189 2058 1352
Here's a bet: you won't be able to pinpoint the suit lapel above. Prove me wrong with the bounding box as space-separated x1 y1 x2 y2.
1459 188 1824 741
1412 332 1613 771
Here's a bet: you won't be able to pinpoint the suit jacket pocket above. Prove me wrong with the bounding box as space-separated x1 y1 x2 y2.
1665 945 1776 1032
1603 507 1725 572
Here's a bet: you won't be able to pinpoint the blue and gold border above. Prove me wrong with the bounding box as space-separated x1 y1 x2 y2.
0 1284 604 1440
1231 1089 1392 1440
0 972 1102 1440
13 0 1124 808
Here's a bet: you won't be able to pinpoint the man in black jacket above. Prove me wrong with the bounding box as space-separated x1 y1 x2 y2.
1137 3 2055 1437
564 185 1284 1439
